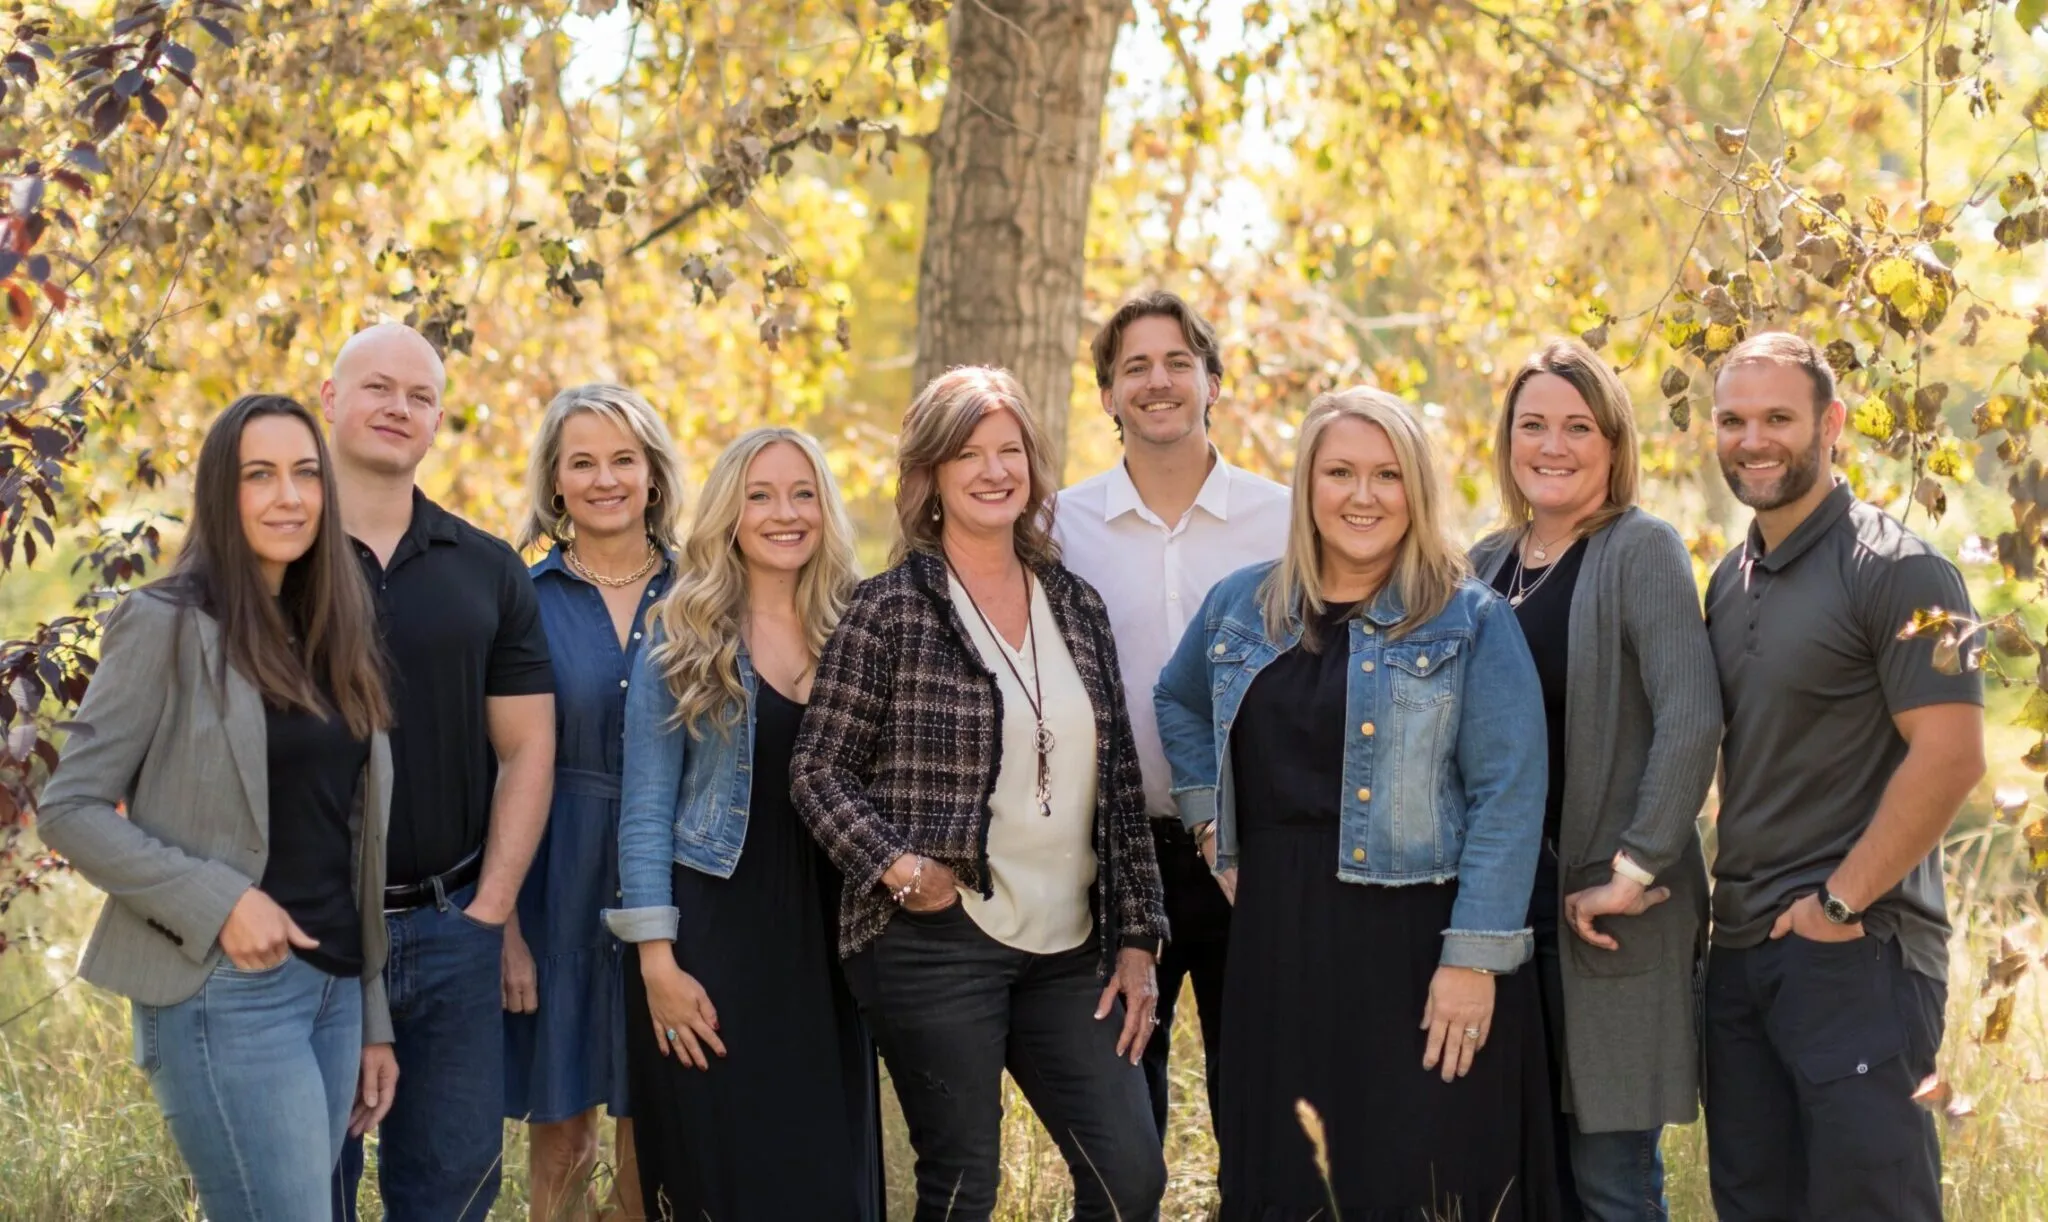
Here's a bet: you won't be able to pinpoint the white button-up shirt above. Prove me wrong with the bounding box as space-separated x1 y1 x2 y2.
1054 454 1291 819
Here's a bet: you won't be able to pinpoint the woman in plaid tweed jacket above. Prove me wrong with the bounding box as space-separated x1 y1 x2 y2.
793 366 1170 1222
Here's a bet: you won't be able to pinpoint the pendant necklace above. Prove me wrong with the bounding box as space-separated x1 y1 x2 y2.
1507 529 1569 608
948 559 1056 817
1527 522 1574 563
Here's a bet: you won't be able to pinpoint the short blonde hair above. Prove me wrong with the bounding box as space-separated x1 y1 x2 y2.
1490 338 1641 537
1260 387 1468 645
892 366 1061 568
518 383 686 552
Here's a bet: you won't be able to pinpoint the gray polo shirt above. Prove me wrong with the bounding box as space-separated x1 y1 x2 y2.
1705 480 1981 982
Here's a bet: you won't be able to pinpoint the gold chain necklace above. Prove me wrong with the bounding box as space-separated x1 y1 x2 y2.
565 540 659 588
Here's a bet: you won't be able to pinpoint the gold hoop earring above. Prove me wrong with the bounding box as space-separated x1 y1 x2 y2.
647 485 661 506
551 494 566 514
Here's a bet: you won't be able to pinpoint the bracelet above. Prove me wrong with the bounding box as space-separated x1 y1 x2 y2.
1611 851 1656 888
1192 821 1217 849
890 856 925 906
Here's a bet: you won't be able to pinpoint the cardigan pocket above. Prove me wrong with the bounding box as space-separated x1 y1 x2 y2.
1563 857 1664 978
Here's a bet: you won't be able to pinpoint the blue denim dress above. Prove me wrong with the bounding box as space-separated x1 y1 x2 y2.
503 548 670 1123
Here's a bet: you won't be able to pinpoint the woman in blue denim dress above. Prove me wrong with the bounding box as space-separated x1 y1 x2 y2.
504 384 687 1221
1155 387 1558 1221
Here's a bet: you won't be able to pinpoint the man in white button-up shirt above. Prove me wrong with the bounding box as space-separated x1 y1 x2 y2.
1053 291 1289 1146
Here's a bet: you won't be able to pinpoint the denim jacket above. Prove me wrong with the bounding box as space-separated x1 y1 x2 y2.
603 626 758 943
1153 561 1546 972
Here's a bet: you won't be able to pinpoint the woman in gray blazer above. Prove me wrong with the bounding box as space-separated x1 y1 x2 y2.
1469 340 1722 1222
38 394 396 1222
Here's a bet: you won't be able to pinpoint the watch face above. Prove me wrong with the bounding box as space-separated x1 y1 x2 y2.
1822 894 1854 923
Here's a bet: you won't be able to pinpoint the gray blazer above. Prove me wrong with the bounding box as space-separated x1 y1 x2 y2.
1471 507 1720 1131
36 588 394 1045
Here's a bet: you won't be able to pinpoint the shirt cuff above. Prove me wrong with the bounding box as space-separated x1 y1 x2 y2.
1611 851 1657 888
602 905 679 943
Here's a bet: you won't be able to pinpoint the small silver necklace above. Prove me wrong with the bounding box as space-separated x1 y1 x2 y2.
1507 530 1568 608
1528 523 1574 563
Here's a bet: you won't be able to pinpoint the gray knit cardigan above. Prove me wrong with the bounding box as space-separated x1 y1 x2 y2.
1470 506 1722 1132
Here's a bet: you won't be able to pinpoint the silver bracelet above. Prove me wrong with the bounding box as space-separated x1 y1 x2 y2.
890 856 925 906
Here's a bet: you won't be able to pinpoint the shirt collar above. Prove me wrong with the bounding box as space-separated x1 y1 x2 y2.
1102 448 1237 524
1747 479 1854 573
408 487 463 546
1360 582 1409 627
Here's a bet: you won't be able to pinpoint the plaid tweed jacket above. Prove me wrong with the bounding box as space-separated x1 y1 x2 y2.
792 548 1169 972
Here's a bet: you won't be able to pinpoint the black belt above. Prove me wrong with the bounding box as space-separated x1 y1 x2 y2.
382 848 483 913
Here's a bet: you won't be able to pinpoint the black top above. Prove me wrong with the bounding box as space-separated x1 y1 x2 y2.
1231 603 1355 826
1488 537 1586 844
353 489 554 887
1705 480 1982 981
259 693 371 977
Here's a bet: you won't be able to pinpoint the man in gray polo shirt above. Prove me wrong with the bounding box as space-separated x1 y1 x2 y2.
1702 332 1984 1221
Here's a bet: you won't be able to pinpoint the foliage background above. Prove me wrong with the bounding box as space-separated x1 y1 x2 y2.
2 0 2047 1216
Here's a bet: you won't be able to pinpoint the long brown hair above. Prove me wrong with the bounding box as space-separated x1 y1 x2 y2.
1488 338 1640 539
892 366 1061 568
160 395 390 738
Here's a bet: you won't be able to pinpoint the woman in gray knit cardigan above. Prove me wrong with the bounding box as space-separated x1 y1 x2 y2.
1469 339 1722 1222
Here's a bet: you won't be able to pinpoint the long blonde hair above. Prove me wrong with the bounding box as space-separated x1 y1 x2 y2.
648 428 859 736
892 366 1061 568
1259 387 1468 645
517 383 687 553
1487 338 1640 539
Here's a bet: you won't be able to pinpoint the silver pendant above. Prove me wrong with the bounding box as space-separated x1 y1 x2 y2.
1509 594 1524 607
1532 547 1548 561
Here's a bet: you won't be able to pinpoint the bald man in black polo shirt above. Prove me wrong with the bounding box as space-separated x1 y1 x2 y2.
1702 332 1984 1221
323 324 557 1222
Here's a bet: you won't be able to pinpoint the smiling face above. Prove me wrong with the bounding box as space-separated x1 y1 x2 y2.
936 407 1032 541
734 439 826 578
239 412 325 592
1103 314 1216 450
320 326 445 478
1310 415 1410 595
1714 360 1840 512
555 409 649 543
1509 373 1614 527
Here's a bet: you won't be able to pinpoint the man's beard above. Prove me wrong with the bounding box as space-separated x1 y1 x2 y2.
1720 423 1823 511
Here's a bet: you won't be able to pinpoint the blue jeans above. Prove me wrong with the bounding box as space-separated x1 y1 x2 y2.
135 955 362 1222
1568 1126 1666 1222
333 881 506 1222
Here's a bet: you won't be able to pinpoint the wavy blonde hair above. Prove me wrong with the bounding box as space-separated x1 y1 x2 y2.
517 383 686 553
892 366 1061 567
648 428 859 737
1259 386 1468 646
1486 338 1640 540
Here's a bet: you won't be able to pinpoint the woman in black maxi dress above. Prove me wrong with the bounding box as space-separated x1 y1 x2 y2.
1217 603 1560 1222
623 680 883 1221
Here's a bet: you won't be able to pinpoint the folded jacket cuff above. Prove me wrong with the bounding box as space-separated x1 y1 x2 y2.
602 905 679 943
1174 787 1218 833
1440 927 1534 973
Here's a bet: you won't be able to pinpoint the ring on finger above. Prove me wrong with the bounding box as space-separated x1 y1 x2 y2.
665 1027 679 1043
1463 1025 1481 1040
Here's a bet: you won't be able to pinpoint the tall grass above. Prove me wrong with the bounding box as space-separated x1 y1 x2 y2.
7 830 2048 1220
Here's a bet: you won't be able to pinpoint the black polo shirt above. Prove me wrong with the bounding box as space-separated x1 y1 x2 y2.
1705 480 1981 981
354 489 553 887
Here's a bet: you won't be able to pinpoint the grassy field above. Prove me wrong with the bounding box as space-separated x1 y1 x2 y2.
7 823 2048 1221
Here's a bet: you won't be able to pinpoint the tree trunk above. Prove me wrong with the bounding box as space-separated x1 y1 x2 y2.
913 0 1129 479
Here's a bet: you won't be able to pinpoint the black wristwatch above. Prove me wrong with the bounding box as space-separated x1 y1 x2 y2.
1817 884 1862 925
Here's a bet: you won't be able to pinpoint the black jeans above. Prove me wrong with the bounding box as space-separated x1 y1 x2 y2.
1704 934 1944 1221
1143 817 1230 1142
844 904 1165 1222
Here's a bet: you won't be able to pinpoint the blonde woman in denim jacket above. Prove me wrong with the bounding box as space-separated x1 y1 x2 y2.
1155 387 1559 1221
